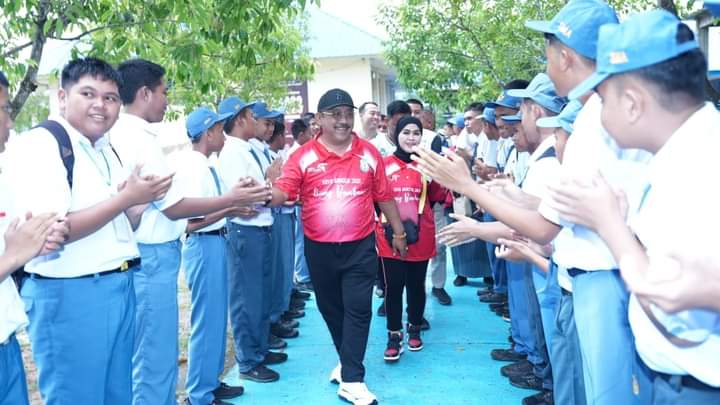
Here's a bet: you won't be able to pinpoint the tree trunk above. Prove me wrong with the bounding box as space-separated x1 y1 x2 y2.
657 0 678 16
10 0 51 120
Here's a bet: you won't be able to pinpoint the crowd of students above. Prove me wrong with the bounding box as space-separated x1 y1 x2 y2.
0 1 719 405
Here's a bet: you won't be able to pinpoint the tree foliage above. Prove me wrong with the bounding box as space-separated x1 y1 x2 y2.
0 0 316 120
379 0 692 112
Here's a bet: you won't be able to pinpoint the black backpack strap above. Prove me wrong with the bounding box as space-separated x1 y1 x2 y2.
35 120 75 189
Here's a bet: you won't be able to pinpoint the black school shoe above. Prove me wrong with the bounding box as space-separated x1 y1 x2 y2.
453 275 467 286
292 288 311 300
522 390 554 405
290 298 306 310
284 308 305 319
262 351 288 365
280 318 299 329
212 382 244 400
491 348 527 362
185 397 233 405
510 373 544 390
268 334 287 350
501 359 534 378
431 287 452 305
239 365 279 383
479 292 508 303
271 322 299 339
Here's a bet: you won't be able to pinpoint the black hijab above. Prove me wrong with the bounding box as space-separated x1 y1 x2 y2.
393 116 423 163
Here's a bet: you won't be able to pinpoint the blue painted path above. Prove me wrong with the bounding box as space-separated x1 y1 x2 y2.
223 270 530 404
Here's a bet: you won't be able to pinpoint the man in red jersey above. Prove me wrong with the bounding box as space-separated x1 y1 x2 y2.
271 89 406 405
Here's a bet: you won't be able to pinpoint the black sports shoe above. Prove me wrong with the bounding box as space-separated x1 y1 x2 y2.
262 351 288 365
510 373 544 390
291 288 311 300
290 298 306 310
271 322 299 339
268 334 287 350
280 318 299 329
491 348 527 362
420 317 430 331
489 302 507 311
453 275 467 286
431 287 452 305
377 301 386 317
284 308 305 319
212 382 244 400
477 287 492 296
501 359 534 378
239 365 279 383
383 331 403 362
479 292 508 303
522 390 554 405
483 276 494 286
295 281 314 292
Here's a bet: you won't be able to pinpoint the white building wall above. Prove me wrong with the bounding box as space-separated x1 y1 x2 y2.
307 57 372 116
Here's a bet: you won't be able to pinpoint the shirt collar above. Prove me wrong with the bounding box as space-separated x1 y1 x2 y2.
50 114 110 150
314 132 360 158
528 134 557 163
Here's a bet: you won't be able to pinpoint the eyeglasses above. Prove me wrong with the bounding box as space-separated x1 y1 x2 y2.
321 110 354 121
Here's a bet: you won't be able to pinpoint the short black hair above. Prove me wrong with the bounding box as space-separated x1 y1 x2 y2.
301 112 315 126
269 121 285 143
359 101 378 115
291 118 308 139
406 98 424 109
621 23 707 109
544 33 596 65
223 107 251 134
0 71 9 89
387 100 411 117
504 79 529 90
465 102 484 113
117 59 166 104
61 57 122 90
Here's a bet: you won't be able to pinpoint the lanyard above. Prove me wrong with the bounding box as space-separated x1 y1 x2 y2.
249 149 266 176
208 166 223 195
78 142 112 187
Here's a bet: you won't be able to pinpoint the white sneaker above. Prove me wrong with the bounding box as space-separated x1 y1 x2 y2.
329 363 342 384
338 382 378 405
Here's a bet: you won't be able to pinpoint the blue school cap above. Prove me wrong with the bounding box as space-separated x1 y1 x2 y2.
482 107 496 125
454 113 465 129
536 100 583 134
705 0 720 16
568 10 700 100
499 112 522 123
218 96 256 120
525 0 618 59
486 91 522 110
186 107 233 140
506 73 566 113
252 102 282 119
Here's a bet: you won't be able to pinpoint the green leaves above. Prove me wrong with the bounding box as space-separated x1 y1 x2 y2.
1 0 317 121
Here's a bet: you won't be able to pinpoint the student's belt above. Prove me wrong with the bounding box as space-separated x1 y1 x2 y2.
187 228 228 237
29 257 141 280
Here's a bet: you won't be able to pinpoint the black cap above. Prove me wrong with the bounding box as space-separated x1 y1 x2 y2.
317 88 356 112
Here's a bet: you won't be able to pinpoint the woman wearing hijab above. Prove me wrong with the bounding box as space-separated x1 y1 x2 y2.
376 116 447 362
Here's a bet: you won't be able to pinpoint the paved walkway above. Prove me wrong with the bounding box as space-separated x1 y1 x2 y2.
223 267 529 404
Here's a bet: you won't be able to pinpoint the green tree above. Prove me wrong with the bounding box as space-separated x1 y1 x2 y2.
379 0 691 112
0 0 316 120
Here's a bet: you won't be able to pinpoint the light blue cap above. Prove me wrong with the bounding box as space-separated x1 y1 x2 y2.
506 73 567 113
536 100 583 134
525 0 618 59
454 113 465 129
218 96 256 120
486 91 522 110
186 107 233 140
568 10 700 100
482 107 496 125
252 102 282 119
706 0 720 16
499 112 522 123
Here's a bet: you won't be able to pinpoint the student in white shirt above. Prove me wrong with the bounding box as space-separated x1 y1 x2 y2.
546 11 720 402
112 60 267 405
372 100 409 157
176 106 242 405
217 98 284 384
0 70 68 405
4 58 172 404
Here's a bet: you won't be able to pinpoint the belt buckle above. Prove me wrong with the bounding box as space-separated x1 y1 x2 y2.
120 261 129 272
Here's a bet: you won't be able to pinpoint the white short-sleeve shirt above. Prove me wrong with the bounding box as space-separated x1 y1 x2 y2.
170 150 226 233
628 103 720 386
4 116 140 278
369 134 396 157
216 136 273 226
108 113 186 243
521 136 561 199
0 173 28 343
539 95 651 282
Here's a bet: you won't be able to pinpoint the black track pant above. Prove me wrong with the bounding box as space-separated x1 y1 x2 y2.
381 258 428 331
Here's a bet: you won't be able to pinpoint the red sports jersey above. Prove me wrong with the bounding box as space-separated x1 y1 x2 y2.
275 133 393 243
375 155 447 261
